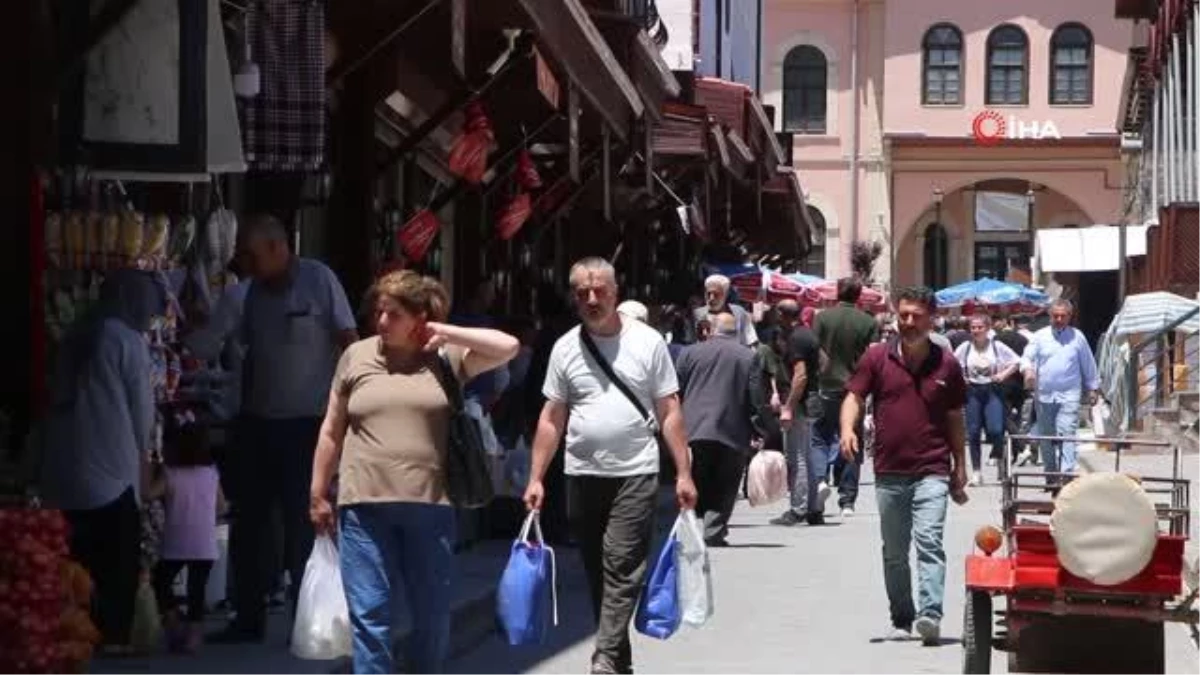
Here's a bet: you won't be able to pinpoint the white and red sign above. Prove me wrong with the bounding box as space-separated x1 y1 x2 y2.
971 110 1061 145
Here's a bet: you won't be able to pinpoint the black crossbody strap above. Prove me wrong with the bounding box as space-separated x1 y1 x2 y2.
429 348 465 412
580 329 652 423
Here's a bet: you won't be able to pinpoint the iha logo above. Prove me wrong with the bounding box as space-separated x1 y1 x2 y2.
971 110 1061 144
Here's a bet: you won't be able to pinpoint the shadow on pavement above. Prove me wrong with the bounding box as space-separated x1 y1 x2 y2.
717 542 788 549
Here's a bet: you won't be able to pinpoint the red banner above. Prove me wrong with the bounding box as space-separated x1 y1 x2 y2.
396 209 441 262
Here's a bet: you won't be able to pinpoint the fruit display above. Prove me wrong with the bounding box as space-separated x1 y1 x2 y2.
0 507 100 673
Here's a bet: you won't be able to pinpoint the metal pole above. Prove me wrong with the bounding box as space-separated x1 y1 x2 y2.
1186 16 1196 201
1150 93 1159 215
1193 5 1200 202
602 125 612 222
1119 215 1127 300
1166 46 1176 203
1173 31 1187 201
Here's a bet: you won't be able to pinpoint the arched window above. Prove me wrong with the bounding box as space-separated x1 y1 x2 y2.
922 24 963 105
1050 23 1093 105
923 222 949 289
801 206 826 277
783 46 827 134
986 25 1029 105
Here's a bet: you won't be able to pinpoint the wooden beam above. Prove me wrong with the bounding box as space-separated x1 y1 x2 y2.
328 0 445 87
329 68 377 318
376 40 532 173
451 0 466 79
569 83 581 182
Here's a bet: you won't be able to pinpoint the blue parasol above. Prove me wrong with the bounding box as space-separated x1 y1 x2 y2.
934 278 1050 313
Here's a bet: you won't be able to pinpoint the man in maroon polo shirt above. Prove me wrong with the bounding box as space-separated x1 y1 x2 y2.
839 286 969 646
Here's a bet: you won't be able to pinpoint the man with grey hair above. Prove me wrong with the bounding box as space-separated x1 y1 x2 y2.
675 312 765 545
525 256 696 674
1020 298 1099 485
197 213 358 643
694 274 758 347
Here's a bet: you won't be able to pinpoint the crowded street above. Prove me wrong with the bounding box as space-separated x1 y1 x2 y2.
6 0 1200 673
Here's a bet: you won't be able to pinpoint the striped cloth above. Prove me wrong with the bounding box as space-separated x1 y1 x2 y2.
240 0 326 171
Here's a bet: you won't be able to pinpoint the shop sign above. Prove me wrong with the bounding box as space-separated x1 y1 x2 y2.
971 110 1062 145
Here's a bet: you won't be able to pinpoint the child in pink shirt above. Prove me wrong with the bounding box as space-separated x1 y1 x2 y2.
153 420 225 652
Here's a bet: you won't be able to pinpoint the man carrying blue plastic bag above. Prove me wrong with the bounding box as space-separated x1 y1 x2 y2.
496 511 558 646
523 258 698 675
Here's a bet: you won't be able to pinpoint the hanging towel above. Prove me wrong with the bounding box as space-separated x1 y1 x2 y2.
241 0 326 171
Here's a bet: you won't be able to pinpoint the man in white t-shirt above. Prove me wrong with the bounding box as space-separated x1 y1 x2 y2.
525 257 697 675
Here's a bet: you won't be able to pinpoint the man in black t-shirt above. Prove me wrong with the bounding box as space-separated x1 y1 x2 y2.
771 303 824 526
992 315 1032 464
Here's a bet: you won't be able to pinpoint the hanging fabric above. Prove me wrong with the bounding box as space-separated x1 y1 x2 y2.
241 0 326 171
448 102 495 184
396 209 442 262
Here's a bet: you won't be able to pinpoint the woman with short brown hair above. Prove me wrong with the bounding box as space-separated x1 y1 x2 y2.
309 270 518 674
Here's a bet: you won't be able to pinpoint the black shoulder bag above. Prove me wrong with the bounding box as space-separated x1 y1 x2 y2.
580 331 676 481
429 351 494 509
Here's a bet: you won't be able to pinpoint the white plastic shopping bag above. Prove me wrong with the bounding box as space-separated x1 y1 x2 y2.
291 536 352 660
746 449 788 506
674 511 713 627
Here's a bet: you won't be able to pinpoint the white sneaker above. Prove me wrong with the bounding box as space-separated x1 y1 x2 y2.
1016 449 1034 466
841 506 855 518
816 481 832 507
913 616 941 646
970 471 983 486
885 625 914 641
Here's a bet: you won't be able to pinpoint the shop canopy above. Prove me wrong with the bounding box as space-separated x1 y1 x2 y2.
1034 225 1149 273
806 279 889 313
934 278 1050 314
1104 291 1200 339
1097 291 1200 431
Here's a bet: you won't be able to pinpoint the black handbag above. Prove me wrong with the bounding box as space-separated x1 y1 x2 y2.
430 351 495 509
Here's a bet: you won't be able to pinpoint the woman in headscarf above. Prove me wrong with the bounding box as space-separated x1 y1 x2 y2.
41 269 165 655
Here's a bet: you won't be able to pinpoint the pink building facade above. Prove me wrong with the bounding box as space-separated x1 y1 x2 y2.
760 0 1134 290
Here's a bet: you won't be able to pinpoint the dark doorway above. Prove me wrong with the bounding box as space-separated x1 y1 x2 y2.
924 223 949 289
1075 270 1119 351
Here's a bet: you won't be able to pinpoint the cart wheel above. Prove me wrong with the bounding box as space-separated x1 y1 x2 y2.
962 590 992 674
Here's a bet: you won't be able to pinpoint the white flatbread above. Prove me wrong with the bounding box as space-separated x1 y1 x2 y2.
1051 472 1159 586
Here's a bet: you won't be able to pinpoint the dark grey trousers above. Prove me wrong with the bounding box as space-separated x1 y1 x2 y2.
568 473 659 673
691 440 746 543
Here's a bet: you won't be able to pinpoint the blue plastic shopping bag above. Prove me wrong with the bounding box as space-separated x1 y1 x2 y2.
634 521 682 640
496 511 558 646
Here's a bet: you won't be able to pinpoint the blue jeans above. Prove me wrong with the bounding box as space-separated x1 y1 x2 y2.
875 475 949 628
1036 399 1081 474
965 384 1005 471
810 397 862 510
339 502 456 674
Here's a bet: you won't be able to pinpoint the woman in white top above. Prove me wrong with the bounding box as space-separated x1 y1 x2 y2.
953 314 1020 486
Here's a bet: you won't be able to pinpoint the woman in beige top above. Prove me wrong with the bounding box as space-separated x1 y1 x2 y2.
309 270 518 674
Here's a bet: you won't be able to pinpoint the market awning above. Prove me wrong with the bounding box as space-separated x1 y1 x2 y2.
628 30 681 121
1106 291 1200 338
693 77 750 134
745 96 786 169
1035 225 1149 273
518 0 643 140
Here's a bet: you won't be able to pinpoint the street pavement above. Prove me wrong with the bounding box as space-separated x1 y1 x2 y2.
450 458 1199 674
89 450 1197 674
